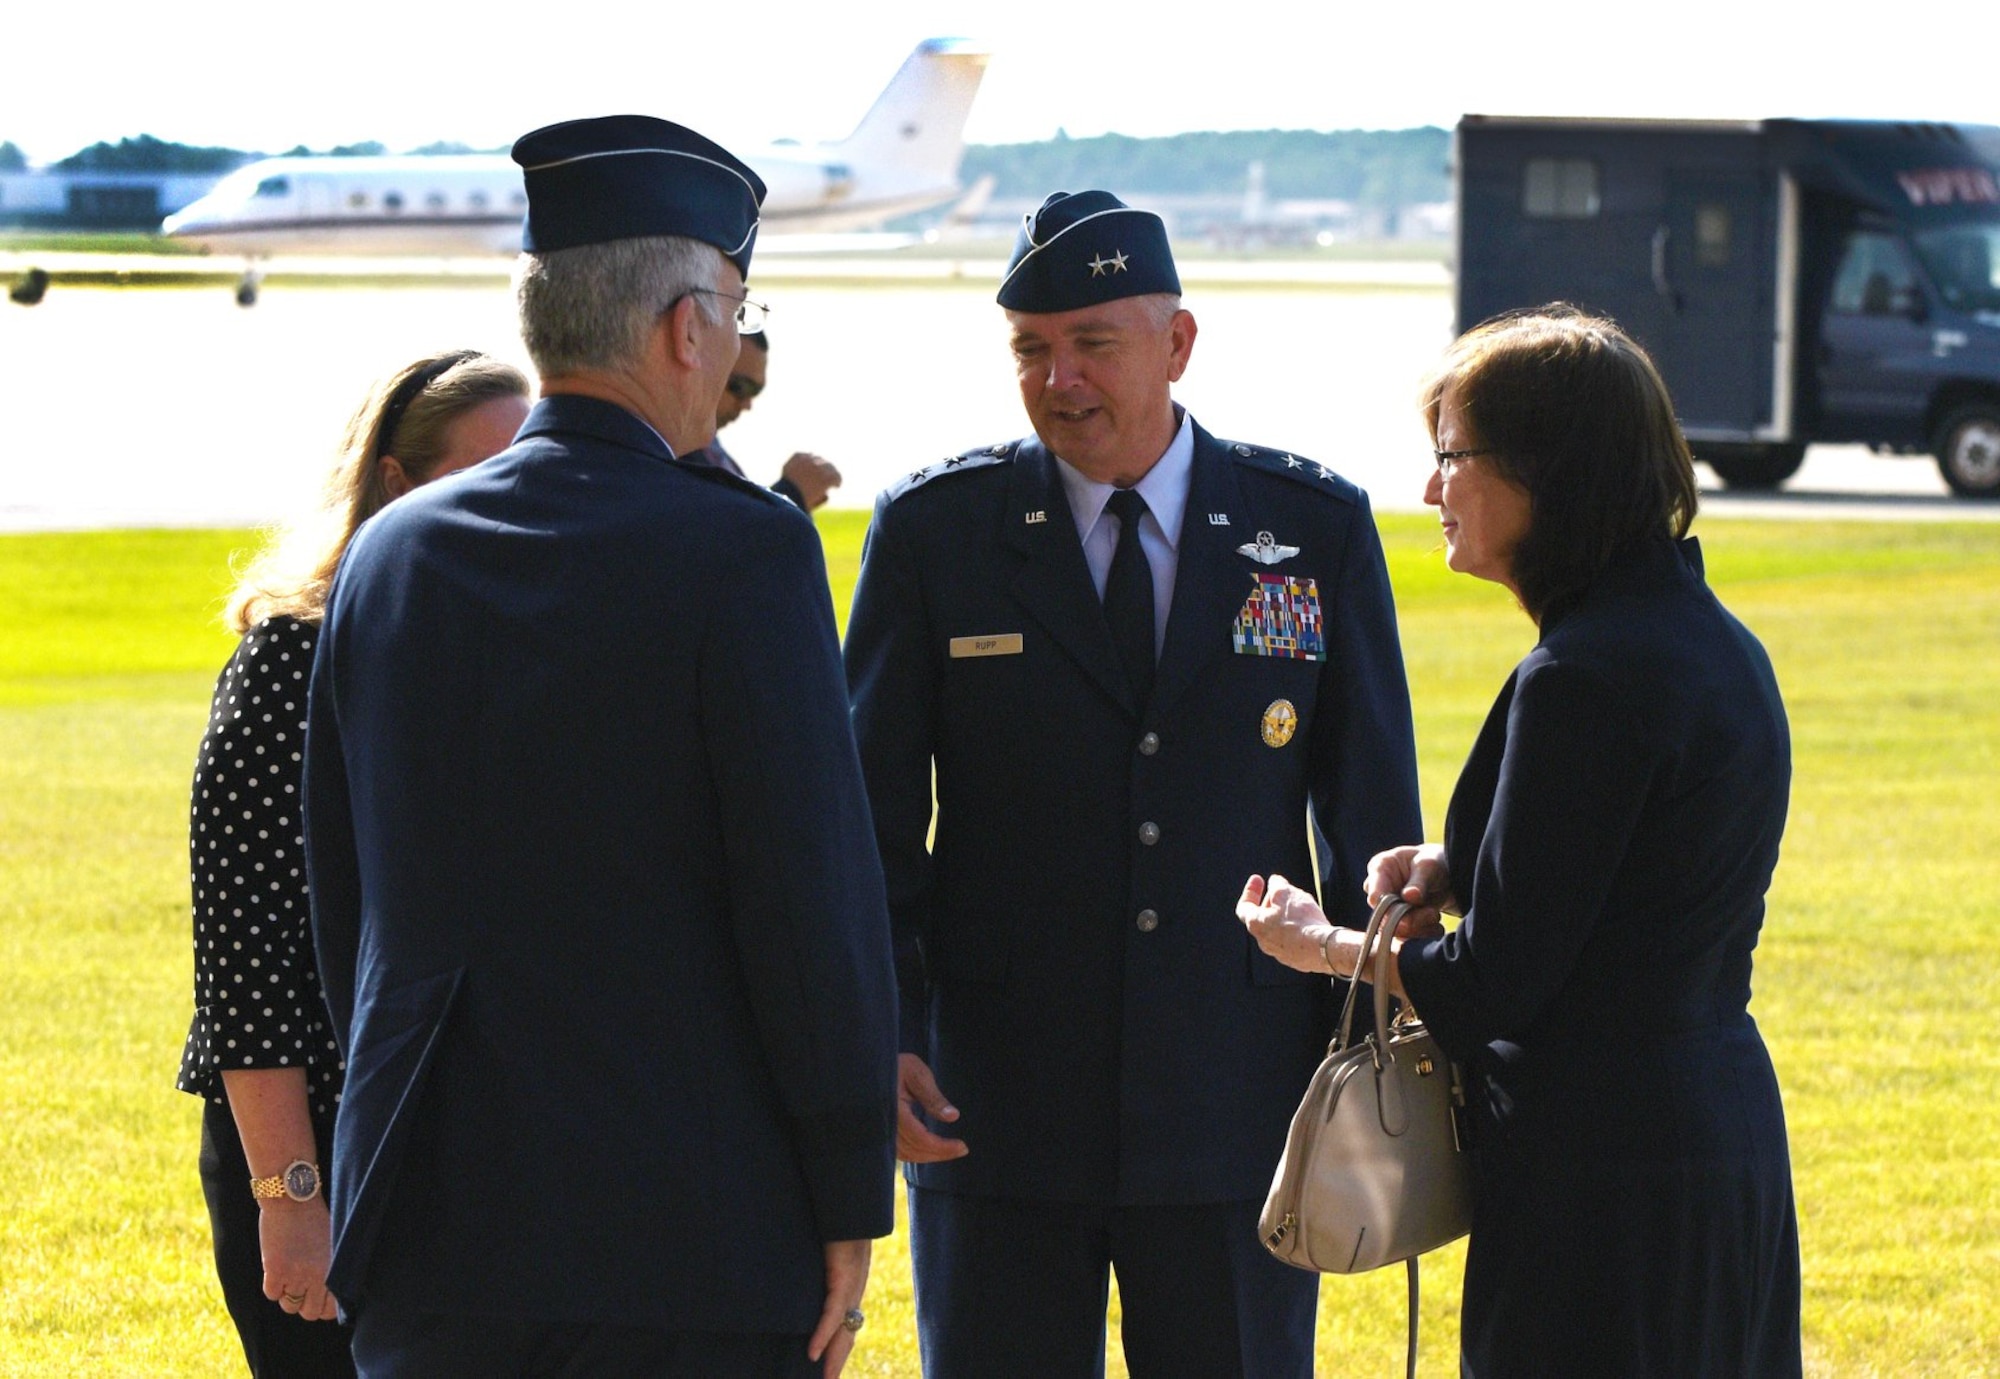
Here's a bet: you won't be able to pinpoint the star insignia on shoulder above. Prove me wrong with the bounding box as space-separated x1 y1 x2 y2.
944 456 965 468
1282 455 1303 469
1314 464 1333 481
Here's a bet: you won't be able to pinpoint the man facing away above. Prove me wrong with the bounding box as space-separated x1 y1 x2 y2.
691 329 844 510
304 116 898 1379
843 190 1423 1377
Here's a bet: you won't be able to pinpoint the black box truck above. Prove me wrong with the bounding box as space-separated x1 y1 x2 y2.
1455 116 2000 496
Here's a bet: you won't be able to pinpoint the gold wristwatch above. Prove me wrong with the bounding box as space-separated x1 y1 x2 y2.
249 1159 322 1204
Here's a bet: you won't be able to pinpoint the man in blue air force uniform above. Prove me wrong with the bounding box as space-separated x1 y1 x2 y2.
304 117 897 1378
843 191 1423 1377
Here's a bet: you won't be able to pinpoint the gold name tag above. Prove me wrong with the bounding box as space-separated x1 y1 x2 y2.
949 633 1024 658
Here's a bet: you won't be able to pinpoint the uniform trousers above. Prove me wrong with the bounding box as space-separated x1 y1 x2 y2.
348 1306 818 1379
198 1094 357 1378
909 1186 1317 1379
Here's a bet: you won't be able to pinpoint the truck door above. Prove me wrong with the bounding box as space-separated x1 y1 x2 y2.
1650 172 1774 435
1817 229 1936 445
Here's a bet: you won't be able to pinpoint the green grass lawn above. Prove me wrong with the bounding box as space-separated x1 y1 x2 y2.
2 514 1996 1377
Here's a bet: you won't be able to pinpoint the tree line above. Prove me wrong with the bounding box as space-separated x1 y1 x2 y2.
962 127 1450 208
4 129 1451 207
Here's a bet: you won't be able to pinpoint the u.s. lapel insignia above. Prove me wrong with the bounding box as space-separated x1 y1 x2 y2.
1025 510 1048 524
1261 699 1299 748
1207 513 1231 526
1236 531 1300 565
1232 573 1327 661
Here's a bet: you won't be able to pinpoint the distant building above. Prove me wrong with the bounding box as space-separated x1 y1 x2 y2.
979 184 1452 249
0 170 223 230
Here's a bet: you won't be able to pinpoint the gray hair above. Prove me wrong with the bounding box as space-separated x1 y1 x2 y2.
513 234 726 377
1135 293 1183 331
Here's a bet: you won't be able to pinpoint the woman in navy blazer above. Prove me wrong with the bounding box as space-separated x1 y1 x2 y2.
1242 307 1802 1376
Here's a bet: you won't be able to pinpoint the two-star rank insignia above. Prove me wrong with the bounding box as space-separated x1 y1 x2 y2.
1236 531 1301 565
1087 250 1130 277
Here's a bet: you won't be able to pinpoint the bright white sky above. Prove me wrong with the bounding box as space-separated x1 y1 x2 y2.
8 0 1990 163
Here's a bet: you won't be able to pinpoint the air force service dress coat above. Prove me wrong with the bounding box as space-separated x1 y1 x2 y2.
304 395 898 1332
1396 537 1802 1377
844 420 1422 1205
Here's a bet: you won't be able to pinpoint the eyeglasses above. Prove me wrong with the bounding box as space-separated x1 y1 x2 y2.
1433 447 1495 478
682 287 770 335
724 374 764 402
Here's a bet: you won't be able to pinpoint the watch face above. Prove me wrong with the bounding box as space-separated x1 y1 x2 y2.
283 1162 319 1201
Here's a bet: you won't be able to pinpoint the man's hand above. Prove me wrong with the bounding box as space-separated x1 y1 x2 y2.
806 1238 870 1377
1236 873 1336 974
896 1053 968 1163
260 1198 339 1321
781 453 842 510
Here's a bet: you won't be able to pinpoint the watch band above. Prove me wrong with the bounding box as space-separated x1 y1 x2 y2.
249 1159 321 1203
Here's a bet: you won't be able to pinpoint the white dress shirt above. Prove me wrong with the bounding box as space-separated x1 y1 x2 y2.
1053 407 1194 658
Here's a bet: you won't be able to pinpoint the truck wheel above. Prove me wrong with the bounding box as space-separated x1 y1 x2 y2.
1933 406 2000 498
1701 443 1806 490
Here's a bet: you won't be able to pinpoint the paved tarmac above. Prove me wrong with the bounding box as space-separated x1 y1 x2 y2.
1 263 1991 531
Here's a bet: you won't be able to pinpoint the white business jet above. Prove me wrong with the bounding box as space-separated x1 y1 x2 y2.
162 37 988 304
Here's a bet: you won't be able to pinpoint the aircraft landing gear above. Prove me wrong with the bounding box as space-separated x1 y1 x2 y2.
236 265 264 308
9 267 50 305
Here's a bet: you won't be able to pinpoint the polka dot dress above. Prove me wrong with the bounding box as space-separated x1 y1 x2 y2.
177 615 343 1118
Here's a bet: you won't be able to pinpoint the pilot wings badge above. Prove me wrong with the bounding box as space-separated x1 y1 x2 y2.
1236 531 1300 565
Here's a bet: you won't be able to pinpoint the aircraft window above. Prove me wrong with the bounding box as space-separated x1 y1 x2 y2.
1831 231 1921 315
508 191 527 209
348 191 370 209
1522 158 1599 218
384 192 405 214
256 177 291 198
468 191 489 211
1695 204 1731 267
426 191 448 212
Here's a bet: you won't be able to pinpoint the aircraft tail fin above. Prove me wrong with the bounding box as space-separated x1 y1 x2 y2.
827 38 990 187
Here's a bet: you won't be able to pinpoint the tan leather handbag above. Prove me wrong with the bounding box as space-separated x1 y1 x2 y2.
1259 895 1474 1375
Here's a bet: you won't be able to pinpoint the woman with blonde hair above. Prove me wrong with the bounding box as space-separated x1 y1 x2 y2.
176 349 529 1376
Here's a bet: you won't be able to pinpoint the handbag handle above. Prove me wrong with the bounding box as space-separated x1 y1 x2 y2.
1331 893 1409 1055
1330 894 1417 1134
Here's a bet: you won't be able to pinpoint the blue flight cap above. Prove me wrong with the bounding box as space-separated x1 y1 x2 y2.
996 190 1181 313
511 116 767 276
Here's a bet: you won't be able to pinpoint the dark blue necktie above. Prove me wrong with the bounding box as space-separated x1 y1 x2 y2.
1104 488 1156 707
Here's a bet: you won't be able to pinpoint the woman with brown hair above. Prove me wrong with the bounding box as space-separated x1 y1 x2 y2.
176 349 529 1376
1241 306 1801 1376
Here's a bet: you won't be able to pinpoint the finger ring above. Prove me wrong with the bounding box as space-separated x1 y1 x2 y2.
841 1307 865 1333
281 1290 306 1305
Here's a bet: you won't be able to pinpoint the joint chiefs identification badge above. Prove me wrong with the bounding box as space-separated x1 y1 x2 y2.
1261 698 1299 748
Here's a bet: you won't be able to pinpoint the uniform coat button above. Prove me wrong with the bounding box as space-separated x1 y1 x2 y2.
1138 821 1160 846
1137 732 1160 756
1135 909 1159 932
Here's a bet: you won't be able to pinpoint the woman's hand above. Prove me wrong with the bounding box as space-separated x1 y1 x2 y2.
1365 844 1456 936
259 1197 339 1321
1238 873 1342 975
